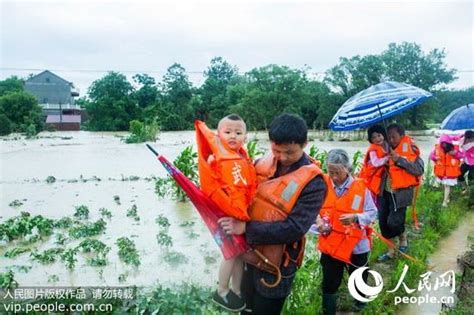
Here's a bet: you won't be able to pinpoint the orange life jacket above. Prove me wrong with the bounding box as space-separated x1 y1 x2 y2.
388 136 421 190
359 143 387 195
433 144 461 178
195 120 256 221
243 153 323 277
318 175 368 264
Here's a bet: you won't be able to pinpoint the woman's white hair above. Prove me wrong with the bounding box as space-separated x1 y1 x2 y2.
327 149 352 172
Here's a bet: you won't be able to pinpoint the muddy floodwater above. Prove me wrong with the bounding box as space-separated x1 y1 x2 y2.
0 131 438 290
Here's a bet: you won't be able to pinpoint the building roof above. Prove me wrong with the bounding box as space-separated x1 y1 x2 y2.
26 70 73 86
46 115 81 123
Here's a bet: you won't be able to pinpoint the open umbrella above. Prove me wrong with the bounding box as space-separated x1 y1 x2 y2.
146 144 249 260
440 104 474 130
329 81 433 131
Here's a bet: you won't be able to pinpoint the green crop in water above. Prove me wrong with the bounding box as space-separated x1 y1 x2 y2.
0 271 18 290
73 205 89 220
30 248 65 264
156 232 173 247
126 204 140 221
99 207 112 219
0 212 55 243
9 199 23 208
155 214 171 229
163 250 188 266
68 219 107 239
45 176 56 184
61 248 78 270
4 247 31 258
113 195 121 205
116 237 140 267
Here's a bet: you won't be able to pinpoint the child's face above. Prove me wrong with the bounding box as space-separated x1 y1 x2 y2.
370 132 385 145
217 118 247 151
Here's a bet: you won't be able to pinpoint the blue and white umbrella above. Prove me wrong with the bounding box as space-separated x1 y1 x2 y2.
329 81 433 131
440 104 474 130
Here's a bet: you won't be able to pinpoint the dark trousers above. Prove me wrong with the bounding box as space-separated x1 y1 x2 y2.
240 266 286 315
320 252 369 294
458 163 474 183
378 190 406 239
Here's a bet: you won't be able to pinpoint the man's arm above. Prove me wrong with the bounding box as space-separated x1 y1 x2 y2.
245 175 327 245
394 145 424 177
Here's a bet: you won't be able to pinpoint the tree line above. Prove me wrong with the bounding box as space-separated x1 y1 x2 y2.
1 42 473 136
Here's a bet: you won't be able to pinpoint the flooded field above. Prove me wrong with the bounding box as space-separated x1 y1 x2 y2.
0 130 438 290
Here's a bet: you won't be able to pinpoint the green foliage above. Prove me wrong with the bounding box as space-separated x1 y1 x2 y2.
45 176 56 184
31 248 65 264
84 72 140 131
163 250 188 266
4 247 31 258
61 248 79 270
156 231 173 247
73 205 89 220
0 113 12 135
99 207 112 219
308 144 328 172
124 119 160 143
246 138 265 159
68 219 107 239
9 199 23 207
116 237 140 267
0 212 55 242
0 90 43 135
155 145 198 201
77 239 110 267
156 63 194 130
136 283 219 314
0 76 24 96
0 271 18 290
126 204 140 221
155 214 171 228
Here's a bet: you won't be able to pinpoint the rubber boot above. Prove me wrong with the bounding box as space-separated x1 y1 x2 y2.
322 293 337 315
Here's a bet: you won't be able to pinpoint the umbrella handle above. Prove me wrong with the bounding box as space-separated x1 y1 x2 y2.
146 144 159 156
253 249 282 288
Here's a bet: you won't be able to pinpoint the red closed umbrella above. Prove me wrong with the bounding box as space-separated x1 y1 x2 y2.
147 144 249 260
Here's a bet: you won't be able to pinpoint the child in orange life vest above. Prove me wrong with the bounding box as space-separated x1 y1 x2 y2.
430 134 463 207
359 125 389 202
195 114 256 312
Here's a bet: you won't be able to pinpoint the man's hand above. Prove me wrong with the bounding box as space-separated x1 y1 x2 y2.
339 214 357 225
217 217 246 235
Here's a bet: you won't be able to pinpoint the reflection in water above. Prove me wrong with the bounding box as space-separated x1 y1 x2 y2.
0 131 438 290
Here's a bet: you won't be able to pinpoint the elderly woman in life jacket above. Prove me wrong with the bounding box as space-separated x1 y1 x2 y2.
315 149 377 315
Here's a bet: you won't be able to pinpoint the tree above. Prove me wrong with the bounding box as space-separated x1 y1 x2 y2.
0 76 24 96
431 87 474 123
84 72 139 131
230 65 317 130
197 57 240 125
382 42 457 128
132 73 159 110
156 64 194 130
0 91 43 134
325 55 386 98
324 42 458 128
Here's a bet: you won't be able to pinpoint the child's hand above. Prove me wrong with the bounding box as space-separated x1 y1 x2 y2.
207 154 216 164
389 148 401 162
339 214 357 225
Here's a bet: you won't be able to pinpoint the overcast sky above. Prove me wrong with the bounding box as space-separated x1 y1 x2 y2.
1 0 473 96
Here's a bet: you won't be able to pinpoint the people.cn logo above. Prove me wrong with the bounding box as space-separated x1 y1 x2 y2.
348 267 384 302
